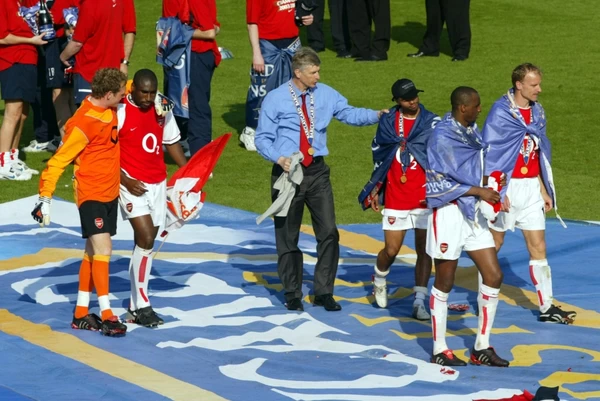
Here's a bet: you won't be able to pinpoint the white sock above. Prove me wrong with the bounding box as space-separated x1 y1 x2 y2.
529 259 553 313
475 284 500 351
130 246 153 310
373 265 389 286
413 286 428 305
430 286 449 355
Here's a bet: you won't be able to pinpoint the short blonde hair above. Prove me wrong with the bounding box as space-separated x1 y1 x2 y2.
511 63 542 87
91 68 128 98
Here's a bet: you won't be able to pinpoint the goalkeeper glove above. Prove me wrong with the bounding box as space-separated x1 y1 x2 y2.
32 196 52 227
155 92 174 117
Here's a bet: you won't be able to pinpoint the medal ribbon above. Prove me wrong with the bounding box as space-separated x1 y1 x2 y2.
289 82 315 145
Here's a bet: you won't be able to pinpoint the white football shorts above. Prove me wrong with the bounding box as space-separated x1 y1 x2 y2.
119 179 167 227
382 208 430 231
426 203 495 260
489 177 545 232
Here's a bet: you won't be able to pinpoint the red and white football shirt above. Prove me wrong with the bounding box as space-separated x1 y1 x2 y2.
385 111 427 211
512 107 540 179
246 0 298 40
117 95 180 184
72 0 136 82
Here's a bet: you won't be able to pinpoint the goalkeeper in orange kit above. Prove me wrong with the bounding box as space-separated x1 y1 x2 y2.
32 68 128 337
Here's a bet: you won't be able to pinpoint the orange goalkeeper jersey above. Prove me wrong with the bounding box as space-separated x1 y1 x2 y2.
39 97 120 207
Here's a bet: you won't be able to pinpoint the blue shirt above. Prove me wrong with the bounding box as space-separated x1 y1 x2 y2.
255 81 380 163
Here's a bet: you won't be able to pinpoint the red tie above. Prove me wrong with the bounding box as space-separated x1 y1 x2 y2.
299 93 313 167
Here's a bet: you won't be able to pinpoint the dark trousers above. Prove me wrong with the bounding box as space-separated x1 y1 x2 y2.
420 0 471 58
188 51 215 156
306 0 351 53
33 48 59 143
347 0 391 59
271 158 340 302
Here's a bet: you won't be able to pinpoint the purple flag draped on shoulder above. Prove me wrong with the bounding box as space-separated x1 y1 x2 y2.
426 113 484 221
156 17 194 119
482 89 565 226
358 104 439 210
245 38 301 129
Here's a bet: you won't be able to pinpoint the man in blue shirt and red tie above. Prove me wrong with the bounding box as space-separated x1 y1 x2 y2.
255 47 386 312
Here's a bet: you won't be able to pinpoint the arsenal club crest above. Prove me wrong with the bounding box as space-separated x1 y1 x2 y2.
440 243 448 253
95 218 104 229
126 203 133 213
388 217 396 225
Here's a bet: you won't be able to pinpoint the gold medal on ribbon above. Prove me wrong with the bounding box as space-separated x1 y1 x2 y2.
307 147 315 156
520 166 528 174
400 175 408 183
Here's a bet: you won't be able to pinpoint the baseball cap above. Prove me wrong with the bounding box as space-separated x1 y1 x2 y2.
391 79 424 101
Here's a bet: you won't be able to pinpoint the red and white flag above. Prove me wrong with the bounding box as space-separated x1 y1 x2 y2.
161 133 231 237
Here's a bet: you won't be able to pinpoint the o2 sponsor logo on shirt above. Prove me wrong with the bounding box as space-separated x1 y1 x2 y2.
142 133 160 155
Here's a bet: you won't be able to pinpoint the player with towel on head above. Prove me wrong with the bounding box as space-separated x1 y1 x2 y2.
359 79 440 320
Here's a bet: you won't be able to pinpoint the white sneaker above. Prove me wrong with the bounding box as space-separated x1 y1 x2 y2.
412 301 431 320
0 163 32 181
240 127 257 151
372 275 388 308
22 140 51 153
13 159 39 175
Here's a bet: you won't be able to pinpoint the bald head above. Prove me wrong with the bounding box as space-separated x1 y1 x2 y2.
131 69 158 109
133 69 158 87
450 86 481 127
450 86 478 111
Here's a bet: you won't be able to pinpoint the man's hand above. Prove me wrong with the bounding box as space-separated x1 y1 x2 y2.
30 33 48 46
377 109 390 119
155 92 174 117
277 156 292 172
370 193 380 212
477 187 501 204
120 63 128 76
501 194 511 212
214 25 221 35
301 15 314 26
122 175 147 197
32 196 51 227
541 191 552 212
252 53 265 74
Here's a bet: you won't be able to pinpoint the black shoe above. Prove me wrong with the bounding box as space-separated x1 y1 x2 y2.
311 47 325 53
470 347 509 367
407 51 439 58
451 56 468 62
539 304 576 324
286 298 304 311
71 313 102 331
126 306 165 328
431 350 467 366
101 316 128 337
314 294 342 311
355 54 387 62
336 51 352 58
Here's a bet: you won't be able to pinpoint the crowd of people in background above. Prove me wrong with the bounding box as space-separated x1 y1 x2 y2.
1 0 574 368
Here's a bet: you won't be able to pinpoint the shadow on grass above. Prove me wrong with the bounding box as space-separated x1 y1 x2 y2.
221 102 247 148
392 21 454 58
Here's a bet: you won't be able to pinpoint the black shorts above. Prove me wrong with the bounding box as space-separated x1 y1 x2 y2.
44 37 72 88
0 63 37 103
74 73 92 104
79 198 119 239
